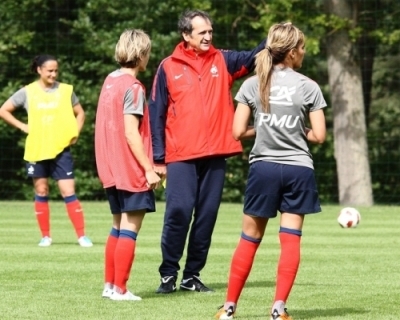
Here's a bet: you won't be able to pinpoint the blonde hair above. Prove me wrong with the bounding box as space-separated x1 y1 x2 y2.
255 22 305 113
115 29 151 68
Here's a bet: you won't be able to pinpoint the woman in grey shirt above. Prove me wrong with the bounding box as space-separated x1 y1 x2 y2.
216 23 327 320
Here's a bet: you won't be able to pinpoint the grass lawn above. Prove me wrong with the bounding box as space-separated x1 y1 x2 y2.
0 201 399 319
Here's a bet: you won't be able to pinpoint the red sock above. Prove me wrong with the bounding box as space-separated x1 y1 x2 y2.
65 199 85 238
105 230 119 284
34 200 50 237
274 232 301 302
226 237 260 303
114 237 136 293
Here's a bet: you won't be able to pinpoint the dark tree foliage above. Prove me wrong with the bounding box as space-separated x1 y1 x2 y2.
0 0 399 203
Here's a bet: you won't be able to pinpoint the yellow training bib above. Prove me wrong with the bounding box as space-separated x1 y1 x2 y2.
24 82 78 161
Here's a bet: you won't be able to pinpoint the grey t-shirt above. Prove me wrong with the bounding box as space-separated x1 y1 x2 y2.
10 82 79 111
108 70 145 116
235 67 327 169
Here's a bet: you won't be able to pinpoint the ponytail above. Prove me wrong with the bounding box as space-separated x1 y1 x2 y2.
255 48 273 113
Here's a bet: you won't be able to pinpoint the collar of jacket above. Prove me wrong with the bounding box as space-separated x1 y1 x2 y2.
172 41 217 61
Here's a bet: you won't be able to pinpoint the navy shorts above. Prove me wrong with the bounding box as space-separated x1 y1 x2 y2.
243 161 321 218
105 186 156 214
26 148 74 180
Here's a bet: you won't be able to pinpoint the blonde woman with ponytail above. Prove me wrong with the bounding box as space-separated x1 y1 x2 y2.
216 23 327 320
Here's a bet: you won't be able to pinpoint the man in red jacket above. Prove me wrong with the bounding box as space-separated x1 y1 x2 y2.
149 9 265 294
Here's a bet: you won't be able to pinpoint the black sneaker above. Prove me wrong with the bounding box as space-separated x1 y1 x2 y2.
180 275 214 292
155 276 177 294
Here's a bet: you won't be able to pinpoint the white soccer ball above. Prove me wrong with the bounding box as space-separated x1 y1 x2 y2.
337 207 361 228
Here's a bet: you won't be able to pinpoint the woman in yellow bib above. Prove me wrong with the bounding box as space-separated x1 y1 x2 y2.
0 54 93 247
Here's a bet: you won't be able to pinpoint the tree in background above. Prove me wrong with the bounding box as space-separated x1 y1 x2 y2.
324 0 373 206
320 0 400 205
0 0 399 204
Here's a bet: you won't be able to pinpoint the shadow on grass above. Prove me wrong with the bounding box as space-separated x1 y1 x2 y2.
209 280 275 290
238 307 368 319
39 242 100 247
209 280 318 291
138 280 276 298
37 242 81 246
295 308 368 318
138 280 321 300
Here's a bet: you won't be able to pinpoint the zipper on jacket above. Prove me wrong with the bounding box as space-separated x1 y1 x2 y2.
196 73 213 155
170 98 177 117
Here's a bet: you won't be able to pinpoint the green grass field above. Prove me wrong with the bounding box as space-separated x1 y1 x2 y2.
0 201 399 320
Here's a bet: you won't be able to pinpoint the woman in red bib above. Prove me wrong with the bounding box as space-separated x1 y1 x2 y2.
95 29 160 301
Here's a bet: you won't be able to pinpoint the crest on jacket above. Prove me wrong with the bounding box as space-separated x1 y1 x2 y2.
210 64 219 77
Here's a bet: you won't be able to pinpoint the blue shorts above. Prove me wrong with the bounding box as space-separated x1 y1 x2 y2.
26 148 74 180
105 187 156 214
243 161 321 218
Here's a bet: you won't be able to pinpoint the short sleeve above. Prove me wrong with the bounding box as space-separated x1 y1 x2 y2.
235 88 249 106
10 88 27 108
234 78 254 106
303 79 327 112
123 83 145 116
71 92 80 106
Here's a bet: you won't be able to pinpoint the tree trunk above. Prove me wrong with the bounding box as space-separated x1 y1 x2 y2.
325 0 373 206
358 0 381 127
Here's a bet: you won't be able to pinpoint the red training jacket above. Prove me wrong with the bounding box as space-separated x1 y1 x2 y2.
149 40 266 163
